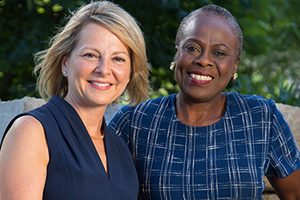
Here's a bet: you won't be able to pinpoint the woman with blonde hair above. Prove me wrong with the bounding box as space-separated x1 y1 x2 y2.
0 1 149 199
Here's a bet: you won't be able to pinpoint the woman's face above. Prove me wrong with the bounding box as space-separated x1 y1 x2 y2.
175 14 238 103
62 22 131 109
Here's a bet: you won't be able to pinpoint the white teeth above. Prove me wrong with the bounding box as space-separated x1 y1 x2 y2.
190 73 212 81
91 81 110 87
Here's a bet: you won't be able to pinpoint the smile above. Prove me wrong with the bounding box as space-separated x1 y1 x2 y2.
91 81 111 87
189 73 213 81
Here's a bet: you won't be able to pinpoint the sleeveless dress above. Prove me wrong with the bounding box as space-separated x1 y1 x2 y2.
1 96 139 200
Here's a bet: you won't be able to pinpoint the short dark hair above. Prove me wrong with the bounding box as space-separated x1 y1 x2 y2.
175 4 243 59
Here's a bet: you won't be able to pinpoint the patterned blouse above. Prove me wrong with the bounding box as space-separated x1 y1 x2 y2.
109 92 300 200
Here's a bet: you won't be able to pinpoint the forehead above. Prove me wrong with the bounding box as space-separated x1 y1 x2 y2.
77 23 115 42
75 22 129 51
182 13 237 46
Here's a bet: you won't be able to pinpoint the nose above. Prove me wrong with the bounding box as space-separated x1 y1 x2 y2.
95 58 111 75
194 50 213 67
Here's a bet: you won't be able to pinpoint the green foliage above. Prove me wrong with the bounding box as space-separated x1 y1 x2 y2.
0 0 299 106
0 0 82 100
229 50 300 105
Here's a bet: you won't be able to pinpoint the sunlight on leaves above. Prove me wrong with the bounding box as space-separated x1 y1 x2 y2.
52 4 63 12
0 0 5 7
36 6 45 14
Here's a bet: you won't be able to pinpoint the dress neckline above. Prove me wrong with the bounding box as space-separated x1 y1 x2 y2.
169 93 232 128
50 96 111 179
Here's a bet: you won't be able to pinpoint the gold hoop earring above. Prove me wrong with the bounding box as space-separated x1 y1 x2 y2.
170 62 176 71
232 72 238 80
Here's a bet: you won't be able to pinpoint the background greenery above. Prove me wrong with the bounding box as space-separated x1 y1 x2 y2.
0 0 299 106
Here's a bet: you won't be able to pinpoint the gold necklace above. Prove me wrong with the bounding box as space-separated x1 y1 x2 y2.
90 133 104 140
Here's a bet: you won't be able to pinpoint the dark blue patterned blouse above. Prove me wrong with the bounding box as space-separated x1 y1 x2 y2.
109 92 300 200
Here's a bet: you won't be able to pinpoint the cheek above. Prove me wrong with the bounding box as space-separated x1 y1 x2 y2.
174 66 183 85
228 62 237 75
176 53 195 70
69 60 88 76
115 66 131 85
175 54 190 79
219 60 236 74
79 59 102 77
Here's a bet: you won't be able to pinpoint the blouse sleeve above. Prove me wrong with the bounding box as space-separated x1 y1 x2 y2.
265 101 300 178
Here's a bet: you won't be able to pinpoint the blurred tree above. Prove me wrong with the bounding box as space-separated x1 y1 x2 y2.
228 0 300 105
0 0 81 99
0 0 299 106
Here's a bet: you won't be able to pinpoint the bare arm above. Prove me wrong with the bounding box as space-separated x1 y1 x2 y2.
268 169 300 200
0 115 49 200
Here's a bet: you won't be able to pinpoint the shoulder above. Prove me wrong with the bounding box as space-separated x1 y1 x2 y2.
1 114 48 165
2 115 45 148
113 95 173 120
0 115 48 199
109 95 174 133
130 94 175 116
105 123 132 151
29 96 59 116
1 99 53 157
26 96 68 130
227 92 276 113
12 114 43 129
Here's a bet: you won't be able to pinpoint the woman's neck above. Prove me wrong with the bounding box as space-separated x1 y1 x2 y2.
64 96 106 137
175 93 226 126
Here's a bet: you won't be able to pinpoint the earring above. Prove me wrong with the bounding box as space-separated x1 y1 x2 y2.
232 72 238 80
170 62 176 71
63 71 68 77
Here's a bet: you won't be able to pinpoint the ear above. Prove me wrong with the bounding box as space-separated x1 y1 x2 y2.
173 45 179 61
233 55 240 73
234 65 238 73
61 56 68 75
235 55 240 64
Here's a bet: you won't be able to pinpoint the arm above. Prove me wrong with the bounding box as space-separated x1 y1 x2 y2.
0 115 49 200
268 169 300 200
266 101 300 199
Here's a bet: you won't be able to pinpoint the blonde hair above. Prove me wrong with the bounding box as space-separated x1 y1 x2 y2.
34 1 150 105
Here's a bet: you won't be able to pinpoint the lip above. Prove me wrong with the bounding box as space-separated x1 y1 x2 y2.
88 80 112 90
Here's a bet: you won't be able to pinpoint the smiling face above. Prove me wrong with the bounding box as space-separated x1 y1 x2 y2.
175 13 239 103
62 22 131 109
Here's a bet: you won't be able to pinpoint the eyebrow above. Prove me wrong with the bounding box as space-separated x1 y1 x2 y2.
213 43 231 50
111 51 130 56
186 39 232 50
79 47 129 56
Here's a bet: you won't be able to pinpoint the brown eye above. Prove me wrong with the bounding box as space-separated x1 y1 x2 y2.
187 46 197 52
113 56 126 63
213 50 227 57
83 53 97 58
185 44 200 53
184 43 201 56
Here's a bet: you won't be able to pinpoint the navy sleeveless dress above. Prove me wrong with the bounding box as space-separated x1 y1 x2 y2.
1 96 139 200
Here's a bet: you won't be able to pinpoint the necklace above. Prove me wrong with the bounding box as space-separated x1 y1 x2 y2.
90 133 104 140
